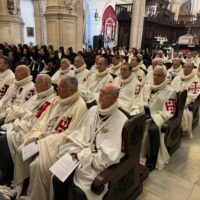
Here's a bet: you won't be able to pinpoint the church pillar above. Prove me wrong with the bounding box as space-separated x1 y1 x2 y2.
45 0 84 51
192 0 200 16
32 0 46 45
0 0 23 44
129 0 146 49
171 0 181 21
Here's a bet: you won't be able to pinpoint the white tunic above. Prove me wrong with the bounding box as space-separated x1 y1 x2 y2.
0 69 15 100
0 76 35 119
132 65 145 82
113 74 143 115
171 72 200 137
26 93 87 200
51 68 74 84
109 63 121 76
57 104 127 200
141 82 177 170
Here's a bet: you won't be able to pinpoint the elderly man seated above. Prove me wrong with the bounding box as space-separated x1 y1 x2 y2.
171 62 200 138
130 56 145 82
0 65 35 124
167 57 183 78
109 55 122 76
86 57 113 94
14 76 87 199
51 58 74 84
52 83 128 200
0 74 55 185
141 66 177 170
0 56 15 100
72 55 90 88
113 62 143 115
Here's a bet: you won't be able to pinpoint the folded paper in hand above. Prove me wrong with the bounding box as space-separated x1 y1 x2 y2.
49 153 80 182
22 142 39 161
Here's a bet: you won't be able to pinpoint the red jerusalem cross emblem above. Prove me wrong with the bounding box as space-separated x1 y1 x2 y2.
55 116 73 133
188 82 200 94
165 98 176 115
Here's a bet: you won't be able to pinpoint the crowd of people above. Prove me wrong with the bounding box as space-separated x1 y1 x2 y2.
0 42 200 200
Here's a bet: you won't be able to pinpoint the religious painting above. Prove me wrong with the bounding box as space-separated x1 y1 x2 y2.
27 27 34 37
101 6 117 44
147 5 157 17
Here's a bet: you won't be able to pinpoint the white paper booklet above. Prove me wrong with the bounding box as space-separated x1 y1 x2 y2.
22 142 39 161
49 153 80 182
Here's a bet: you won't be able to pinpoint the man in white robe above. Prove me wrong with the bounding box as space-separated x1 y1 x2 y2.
0 74 55 185
15 76 87 199
113 62 143 115
0 56 15 100
171 62 200 138
109 55 121 76
51 58 74 84
141 66 177 170
0 65 35 123
167 57 183 78
72 55 90 90
87 57 113 95
52 83 127 200
90 55 101 74
130 56 145 82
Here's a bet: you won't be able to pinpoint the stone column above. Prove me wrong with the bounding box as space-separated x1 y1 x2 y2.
32 0 46 45
129 0 146 49
192 0 200 16
171 0 181 21
0 0 23 44
45 0 84 51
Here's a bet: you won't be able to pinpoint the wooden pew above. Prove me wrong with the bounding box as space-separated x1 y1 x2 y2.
162 90 187 155
188 93 200 130
91 113 146 200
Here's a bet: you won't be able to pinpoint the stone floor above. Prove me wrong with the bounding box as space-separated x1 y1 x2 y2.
137 123 200 200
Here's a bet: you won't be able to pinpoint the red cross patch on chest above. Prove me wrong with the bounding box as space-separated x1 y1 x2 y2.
55 116 73 133
165 98 176 115
35 101 51 118
188 82 200 94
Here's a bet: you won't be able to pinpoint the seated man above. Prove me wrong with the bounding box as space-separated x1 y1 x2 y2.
0 74 55 185
109 55 122 76
13 76 87 197
53 83 128 200
72 55 90 89
113 62 143 115
171 62 200 138
0 65 35 123
130 56 145 82
51 58 74 84
167 57 183 78
0 56 15 100
90 55 101 74
141 66 176 170
87 57 113 94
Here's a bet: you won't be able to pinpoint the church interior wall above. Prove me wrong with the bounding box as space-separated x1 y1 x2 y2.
20 0 36 44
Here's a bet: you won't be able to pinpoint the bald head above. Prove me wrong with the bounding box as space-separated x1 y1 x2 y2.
183 61 194 76
15 65 30 81
99 83 119 109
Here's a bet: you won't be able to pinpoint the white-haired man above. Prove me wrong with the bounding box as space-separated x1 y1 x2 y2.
52 83 128 200
141 65 177 170
0 56 15 100
51 58 74 84
168 57 183 78
171 61 200 138
0 65 35 124
15 76 87 199
0 74 55 185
